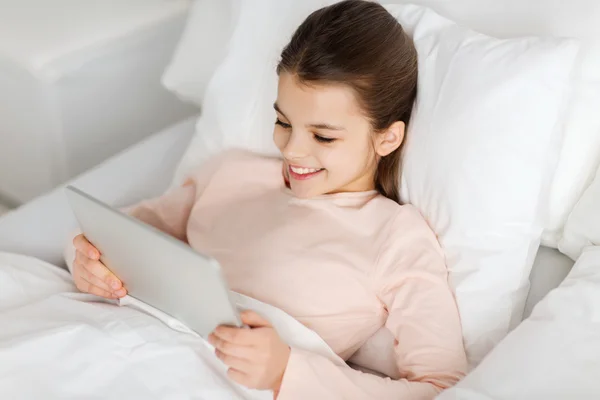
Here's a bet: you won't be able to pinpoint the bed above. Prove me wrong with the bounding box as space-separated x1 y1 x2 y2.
0 115 589 399
2 0 600 398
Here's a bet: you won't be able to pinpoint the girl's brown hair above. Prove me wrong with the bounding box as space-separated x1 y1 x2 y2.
277 0 418 204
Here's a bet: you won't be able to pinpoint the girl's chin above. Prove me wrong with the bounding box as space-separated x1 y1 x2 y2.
288 184 321 199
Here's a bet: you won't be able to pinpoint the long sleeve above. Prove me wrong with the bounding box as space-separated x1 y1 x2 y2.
123 184 197 243
276 206 467 400
123 150 231 242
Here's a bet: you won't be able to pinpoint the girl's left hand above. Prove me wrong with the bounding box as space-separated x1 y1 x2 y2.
208 310 291 394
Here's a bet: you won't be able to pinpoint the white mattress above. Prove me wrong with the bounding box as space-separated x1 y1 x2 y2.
0 0 197 204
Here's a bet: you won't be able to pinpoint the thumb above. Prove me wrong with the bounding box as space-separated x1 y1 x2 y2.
241 310 272 328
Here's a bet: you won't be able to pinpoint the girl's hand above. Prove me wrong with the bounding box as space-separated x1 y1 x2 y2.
209 310 291 394
72 234 127 299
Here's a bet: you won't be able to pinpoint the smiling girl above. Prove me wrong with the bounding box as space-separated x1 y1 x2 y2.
69 1 467 398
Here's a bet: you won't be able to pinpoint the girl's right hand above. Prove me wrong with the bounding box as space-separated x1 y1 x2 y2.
72 234 127 299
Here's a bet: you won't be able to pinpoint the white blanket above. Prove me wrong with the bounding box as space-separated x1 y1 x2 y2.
0 252 342 399
437 246 600 399
6 248 600 400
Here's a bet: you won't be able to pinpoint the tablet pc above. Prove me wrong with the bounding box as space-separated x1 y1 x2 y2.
65 185 242 337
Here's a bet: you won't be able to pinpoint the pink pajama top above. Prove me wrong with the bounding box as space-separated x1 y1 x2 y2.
123 150 467 399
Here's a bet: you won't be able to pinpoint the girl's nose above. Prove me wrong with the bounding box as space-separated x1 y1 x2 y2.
282 131 309 160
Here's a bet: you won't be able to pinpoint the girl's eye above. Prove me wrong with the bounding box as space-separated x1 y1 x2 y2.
314 134 336 143
275 119 291 129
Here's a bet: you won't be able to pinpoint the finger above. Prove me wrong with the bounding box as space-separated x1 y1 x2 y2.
215 348 253 371
213 326 257 346
75 256 112 292
73 234 100 260
226 368 254 389
240 310 272 328
77 275 117 299
208 333 254 360
81 256 122 290
76 259 127 297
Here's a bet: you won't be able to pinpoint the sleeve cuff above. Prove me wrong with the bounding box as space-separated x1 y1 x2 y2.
277 347 311 399
278 347 337 399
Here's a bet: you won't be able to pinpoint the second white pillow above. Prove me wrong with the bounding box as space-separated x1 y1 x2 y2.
386 4 579 365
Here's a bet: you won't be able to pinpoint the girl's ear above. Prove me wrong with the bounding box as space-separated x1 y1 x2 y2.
374 121 405 157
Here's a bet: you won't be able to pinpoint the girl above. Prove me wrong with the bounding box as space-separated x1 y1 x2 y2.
69 1 467 398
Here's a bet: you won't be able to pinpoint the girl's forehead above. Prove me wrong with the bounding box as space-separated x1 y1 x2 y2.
276 73 364 120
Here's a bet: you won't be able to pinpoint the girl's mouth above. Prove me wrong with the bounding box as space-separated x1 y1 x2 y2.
288 165 324 181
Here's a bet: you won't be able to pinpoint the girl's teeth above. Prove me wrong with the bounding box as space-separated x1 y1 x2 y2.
291 166 320 175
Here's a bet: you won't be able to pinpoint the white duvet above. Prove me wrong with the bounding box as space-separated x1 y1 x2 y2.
0 252 341 400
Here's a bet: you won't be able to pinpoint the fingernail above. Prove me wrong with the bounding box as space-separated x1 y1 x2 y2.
115 288 126 297
89 250 97 259
111 280 120 289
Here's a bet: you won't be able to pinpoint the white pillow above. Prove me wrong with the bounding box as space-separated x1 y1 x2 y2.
171 0 337 172
385 4 579 365
437 246 600 399
171 1 579 366
558 163 600 260
381 0 600 251
161 0 239 106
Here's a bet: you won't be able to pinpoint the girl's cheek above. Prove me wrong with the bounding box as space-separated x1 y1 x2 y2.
274 126 293 147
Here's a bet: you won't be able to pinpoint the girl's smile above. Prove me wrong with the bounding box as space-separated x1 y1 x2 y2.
287 164 325 180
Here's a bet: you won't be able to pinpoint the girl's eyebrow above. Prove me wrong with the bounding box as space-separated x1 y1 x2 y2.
273 102 346 131
308 123 345 131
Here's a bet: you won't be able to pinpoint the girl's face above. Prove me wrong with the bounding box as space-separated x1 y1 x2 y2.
273 72 387 199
